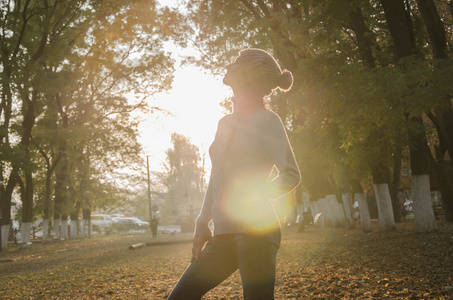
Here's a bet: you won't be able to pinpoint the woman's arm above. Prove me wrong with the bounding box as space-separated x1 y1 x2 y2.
193 116 230 238
264 112 301 199
193 170 214 238
192 171 214 262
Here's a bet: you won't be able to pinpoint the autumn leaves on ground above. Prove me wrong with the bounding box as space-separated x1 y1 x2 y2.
1 221 452 300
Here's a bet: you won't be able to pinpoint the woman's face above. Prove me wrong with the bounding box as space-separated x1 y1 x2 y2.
223 56 248 89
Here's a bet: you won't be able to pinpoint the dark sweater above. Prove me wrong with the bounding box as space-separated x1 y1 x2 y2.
195 106 300 236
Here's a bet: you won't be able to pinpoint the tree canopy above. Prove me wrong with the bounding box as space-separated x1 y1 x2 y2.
0 0 180 242
180 0 453 229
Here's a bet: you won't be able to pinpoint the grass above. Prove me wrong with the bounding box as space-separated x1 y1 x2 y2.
0 220 452 299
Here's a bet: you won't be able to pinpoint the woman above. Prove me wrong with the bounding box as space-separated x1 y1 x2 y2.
167 48 300 300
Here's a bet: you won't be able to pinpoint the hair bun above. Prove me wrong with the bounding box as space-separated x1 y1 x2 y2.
278 70 293 91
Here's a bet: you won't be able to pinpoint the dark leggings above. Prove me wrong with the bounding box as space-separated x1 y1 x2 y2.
167 230 281 300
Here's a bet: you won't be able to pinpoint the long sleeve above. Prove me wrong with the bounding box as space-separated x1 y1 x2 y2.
193 116 232 237
263 113 301 200
193 171 214 237
193 110 300 236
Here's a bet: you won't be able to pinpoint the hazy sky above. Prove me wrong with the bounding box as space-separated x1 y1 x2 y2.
136 0 231 172
138 57 230 172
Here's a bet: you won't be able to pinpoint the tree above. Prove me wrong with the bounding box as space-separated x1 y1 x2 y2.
379 0 437 232
1 0 178 245
155 133 206 224
181 0 453 232
416 0 453 222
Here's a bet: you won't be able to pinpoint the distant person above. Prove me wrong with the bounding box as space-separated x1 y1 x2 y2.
297 208 314 233
167 48 300 300
150 216 158 238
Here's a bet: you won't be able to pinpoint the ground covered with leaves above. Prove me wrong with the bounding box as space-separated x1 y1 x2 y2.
1 221 452 299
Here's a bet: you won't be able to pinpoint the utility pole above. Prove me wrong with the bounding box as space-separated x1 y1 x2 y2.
146 156 152 232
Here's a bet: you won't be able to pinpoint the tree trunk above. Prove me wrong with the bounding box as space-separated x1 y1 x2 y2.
412 174 437 232
60 215 69 240
409 117 437 232
357 194 373 233
70 205 79 239
372 165 396 231
431 106 453 167
20 222 32 244
415 0 448 59
1 224 9 251
351 180 372 232
38 152 59 241
416 0 453 222
82 208 90 238
309 200 320 225
327 194 345 228
1 181 10 250
54 151 68 239
41 219 48 242
70 219 78 239
81 219 87 238
381 0 437 232
373 183 395 231
17 89 37 243
42 169 52 242
52 219 60 240
347 8 377 68
21 172 34 242
390 149 403 222
317 197 329 227
380 0 416 58
432 158 453 222
341 189 355 229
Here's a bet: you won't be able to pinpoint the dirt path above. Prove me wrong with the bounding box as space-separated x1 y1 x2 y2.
1 222 452 299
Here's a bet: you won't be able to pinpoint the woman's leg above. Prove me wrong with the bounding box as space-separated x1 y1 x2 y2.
167 235 238 300
236 230 281 300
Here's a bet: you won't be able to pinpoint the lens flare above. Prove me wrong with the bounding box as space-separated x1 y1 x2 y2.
218 175 286 233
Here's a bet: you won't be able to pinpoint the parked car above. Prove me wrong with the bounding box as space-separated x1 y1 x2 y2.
112 217 149 232
110 214 124 219
90 214 114 232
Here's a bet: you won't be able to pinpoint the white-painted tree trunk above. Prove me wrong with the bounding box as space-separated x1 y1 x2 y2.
327 194 345 228
1 224 10 251
342 192 355 229
60 221 69 240
296 203 304 217
373 183 395 231
318 197 329 227
310 201 319 218
41 219 49 242
70 220 78 239
412 174 437 232
81 219 87 238
309 201 322 225
53 219 60 240
20 222 32 244
355 192 372 233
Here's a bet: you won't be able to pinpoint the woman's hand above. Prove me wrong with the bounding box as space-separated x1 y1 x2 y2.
191 235 210 263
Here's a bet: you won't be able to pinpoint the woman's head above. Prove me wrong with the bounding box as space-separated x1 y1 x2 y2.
224 48 293 97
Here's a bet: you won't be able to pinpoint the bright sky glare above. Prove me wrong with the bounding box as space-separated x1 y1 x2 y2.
137 0 231 172
139 65 230 172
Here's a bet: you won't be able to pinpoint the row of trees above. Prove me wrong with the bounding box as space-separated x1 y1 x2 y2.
2 0 453 252
0 0 180 249
179 0 453 232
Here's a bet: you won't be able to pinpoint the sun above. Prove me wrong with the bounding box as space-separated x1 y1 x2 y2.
139 66 231 171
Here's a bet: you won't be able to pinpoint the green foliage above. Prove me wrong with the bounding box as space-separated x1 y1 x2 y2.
182 0 453 198
1 0 176 223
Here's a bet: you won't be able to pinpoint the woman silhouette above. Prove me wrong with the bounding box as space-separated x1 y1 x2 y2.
168 48 300 300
